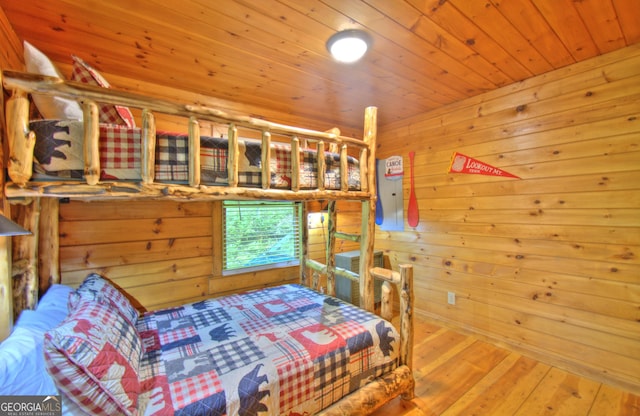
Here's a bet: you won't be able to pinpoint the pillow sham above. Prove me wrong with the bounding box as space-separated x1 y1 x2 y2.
23 41 83 120
70 55 136 128
44 300 142 416
68 273 139 326
30 119 142 181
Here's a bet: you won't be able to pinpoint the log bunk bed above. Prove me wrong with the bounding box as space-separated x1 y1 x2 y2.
0 68 414 415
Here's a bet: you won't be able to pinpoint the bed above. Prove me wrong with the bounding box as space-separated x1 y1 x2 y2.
1 272 413 415
0 43 414 415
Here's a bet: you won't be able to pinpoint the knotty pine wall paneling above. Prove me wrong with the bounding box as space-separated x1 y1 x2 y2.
376 44 640 393
58 199 302 312
59 200 214 311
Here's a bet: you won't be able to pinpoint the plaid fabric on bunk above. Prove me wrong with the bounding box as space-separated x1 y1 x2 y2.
98 124 141 179
30 121 361 189
155 132 189 182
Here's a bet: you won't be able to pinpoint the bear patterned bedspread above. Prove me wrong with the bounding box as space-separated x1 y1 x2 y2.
136 284 399 416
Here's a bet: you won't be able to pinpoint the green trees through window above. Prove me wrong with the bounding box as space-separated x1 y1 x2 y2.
223 201 301 271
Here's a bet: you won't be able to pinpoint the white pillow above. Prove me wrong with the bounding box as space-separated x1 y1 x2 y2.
23 40 83 120
0 311 58 395
0 284 73 395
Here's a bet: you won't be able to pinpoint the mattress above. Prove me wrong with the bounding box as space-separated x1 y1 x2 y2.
136 284 399 415
29 119 361 190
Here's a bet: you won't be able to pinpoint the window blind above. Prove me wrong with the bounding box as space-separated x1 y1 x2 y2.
223 201 301 271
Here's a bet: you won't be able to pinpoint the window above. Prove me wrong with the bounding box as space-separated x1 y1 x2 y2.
223 201 301 271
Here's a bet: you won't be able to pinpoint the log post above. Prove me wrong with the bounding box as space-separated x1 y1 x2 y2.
11 199 39 320
399 263 414 399
359 107 377 312
82 101 100 185
228 123 239 187
261 131 271 189
0 233 10 341
340 144 349 191
317 141 325 191
38 198 59 294
6 89 35 186
0 74 13 340
299 202 309 287
188 116 201 187
291 136 300 192
141 109 156 184
380 281 393 322
326 200 337 296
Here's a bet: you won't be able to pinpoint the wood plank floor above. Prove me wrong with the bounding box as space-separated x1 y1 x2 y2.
371 315 640 416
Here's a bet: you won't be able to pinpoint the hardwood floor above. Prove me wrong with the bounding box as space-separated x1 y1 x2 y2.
371 315 640 416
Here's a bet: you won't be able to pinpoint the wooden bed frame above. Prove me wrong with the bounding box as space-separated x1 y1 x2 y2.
0 69 414 414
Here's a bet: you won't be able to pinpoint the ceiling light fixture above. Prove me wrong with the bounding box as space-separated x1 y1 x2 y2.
326 29 372 63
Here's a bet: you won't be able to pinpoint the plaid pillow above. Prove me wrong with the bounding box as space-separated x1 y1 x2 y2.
44 301 142 416
68 273 139 326
70 55 136 127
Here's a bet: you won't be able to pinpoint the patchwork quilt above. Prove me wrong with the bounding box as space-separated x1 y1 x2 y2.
29 120 361 190
136 284 399 415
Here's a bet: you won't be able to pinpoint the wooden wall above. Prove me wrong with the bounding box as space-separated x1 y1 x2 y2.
57 199 304 312
376 44 640 393
56 198 359 312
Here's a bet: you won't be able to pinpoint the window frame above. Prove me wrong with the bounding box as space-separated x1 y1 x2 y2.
222 200 302 275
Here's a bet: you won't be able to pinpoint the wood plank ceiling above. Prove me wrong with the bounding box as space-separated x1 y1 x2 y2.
1 0 639 134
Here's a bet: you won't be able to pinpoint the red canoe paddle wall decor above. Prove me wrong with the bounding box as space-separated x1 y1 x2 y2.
407 151 419 227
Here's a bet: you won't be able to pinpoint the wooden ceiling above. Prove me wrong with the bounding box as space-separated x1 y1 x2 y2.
2 0 639 135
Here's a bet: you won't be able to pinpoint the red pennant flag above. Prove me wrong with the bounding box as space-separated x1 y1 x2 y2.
448 152 520 179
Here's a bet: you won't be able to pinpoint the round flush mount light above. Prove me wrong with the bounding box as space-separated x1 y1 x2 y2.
326 29 372 63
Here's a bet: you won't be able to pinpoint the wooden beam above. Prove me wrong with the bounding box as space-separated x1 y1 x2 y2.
5 181 371 201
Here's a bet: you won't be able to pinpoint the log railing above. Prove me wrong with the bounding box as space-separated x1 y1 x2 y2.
2 70 374 202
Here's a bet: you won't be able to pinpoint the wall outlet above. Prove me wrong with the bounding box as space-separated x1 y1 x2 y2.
447 291 456 305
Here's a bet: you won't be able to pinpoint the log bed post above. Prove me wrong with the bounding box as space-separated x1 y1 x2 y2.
340 144 349 191
261 131 271 189
141 109 156 185
227 123 238 187
317 141 325 191
188 116 201 187
0 73 13 340
299 201 309 287
38 198 59 293
326 200 337 296
11 199 39 321
6 89 35 187
82 101 100 186
359 106 377 312
291 136 300 192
